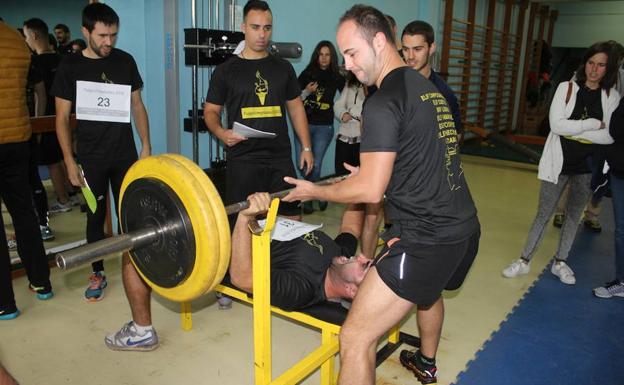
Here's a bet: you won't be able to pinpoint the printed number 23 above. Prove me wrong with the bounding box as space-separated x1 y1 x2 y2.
97 97 110 107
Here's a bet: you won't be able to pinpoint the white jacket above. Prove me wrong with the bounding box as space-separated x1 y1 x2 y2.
538 81 620 183
334 83 365 139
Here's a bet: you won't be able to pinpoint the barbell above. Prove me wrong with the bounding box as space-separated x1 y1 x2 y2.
56 154 345 302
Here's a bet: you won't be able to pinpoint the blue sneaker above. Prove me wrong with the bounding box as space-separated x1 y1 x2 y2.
28 283 54 300
0 306 20 320
85 272 107 302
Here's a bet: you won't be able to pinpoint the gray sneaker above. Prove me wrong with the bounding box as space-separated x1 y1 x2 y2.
49 200 72 214
105 321 159 351
593 280 624 298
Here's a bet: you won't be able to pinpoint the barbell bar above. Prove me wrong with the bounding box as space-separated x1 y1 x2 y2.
55 154 346 302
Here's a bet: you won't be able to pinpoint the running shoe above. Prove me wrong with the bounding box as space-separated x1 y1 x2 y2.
28 283 54 300
49 200 72 214
0 306 20 320
583 218 602 233
399 349 438 385
502 258 530 278
216 292 233 310
105 321 159 351
552 214 564 228
40 225 55 241
593 280 624 298
85 272 108 301
551 260 576 285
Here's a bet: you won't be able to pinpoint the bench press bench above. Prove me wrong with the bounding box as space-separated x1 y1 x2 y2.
183 199 419 385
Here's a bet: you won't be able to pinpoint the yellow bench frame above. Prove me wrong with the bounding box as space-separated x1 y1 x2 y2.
182 199 413 385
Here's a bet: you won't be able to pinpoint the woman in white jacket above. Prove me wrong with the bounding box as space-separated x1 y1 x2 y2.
503 41 621 284
333 71 366 176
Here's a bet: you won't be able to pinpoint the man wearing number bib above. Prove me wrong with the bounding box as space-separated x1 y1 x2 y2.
52 3 151 302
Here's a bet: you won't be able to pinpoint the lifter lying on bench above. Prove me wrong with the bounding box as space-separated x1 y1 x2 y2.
104 192 372 351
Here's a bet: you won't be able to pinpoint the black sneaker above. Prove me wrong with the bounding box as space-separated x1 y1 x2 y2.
552 214 564 228
28 283 54 300
399 349 438 384
583 218 602 233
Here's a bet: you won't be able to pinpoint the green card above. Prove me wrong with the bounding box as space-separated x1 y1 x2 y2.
81 185 97 214
78 165 97 214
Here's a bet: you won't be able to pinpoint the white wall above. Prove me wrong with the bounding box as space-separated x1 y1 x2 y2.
546 1 624 48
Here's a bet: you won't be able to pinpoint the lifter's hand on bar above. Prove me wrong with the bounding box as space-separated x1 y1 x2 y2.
240 192 271 218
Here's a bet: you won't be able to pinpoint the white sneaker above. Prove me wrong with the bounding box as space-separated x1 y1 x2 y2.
105 321 159 351
49 200 72 214
502 258 530 278
551 260 576 285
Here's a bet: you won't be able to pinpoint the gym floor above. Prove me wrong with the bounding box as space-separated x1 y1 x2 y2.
2 155 621 385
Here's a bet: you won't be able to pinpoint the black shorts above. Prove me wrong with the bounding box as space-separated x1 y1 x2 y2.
373 228 480 307
225 158 300 219
33 132 63 166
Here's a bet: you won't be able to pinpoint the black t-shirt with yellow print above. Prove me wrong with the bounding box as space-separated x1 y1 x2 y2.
206 54 301 160
360 67 479 244
298 68 345 125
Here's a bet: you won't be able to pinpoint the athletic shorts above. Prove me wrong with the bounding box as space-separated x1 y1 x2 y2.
33 132 63 166
373 227 480 307
225 158 300 220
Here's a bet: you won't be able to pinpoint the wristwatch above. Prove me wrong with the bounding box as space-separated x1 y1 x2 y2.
303 147 312 152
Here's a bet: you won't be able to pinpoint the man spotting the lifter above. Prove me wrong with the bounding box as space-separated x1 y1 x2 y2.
284 5 480 385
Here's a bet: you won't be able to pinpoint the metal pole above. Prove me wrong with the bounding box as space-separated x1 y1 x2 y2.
55 175 348 271
56 228 159 271
191 0 200 163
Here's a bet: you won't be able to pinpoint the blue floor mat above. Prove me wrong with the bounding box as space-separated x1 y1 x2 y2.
455 199 624 385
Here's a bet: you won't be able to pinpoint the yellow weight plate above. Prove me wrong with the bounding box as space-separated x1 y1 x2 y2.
160 154 231 292
120 154 224 302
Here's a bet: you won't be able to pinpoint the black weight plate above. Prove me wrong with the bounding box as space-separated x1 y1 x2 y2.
120 178 196 288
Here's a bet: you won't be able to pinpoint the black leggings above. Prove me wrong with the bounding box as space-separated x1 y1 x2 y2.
1 142 51 308
334 139 360 176
29 138 48 226
81 157 136 272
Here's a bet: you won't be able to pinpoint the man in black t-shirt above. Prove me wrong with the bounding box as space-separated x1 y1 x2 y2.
51 3 151 302
53 23 72 56
229 193 369 311
23 18 74 222
284 6 480 385
204 0 313 223
401 20 463 138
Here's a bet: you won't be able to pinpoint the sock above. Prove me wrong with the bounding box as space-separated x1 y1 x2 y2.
520 257 530 264
417 351 436 367
132 322 153 335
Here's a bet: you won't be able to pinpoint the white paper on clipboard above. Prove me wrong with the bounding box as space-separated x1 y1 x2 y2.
233 121 276 138
257 217 322 241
